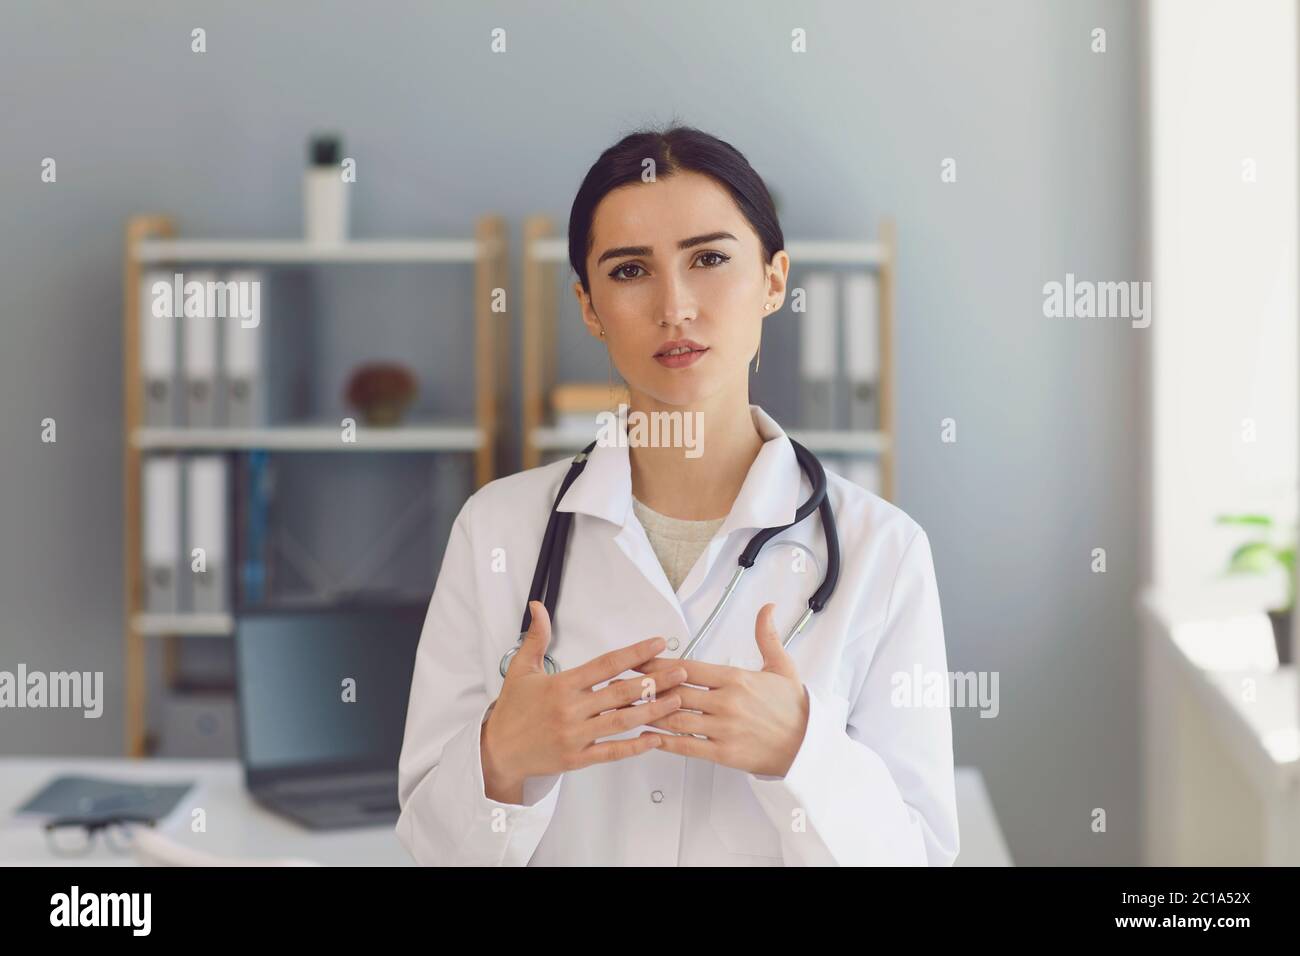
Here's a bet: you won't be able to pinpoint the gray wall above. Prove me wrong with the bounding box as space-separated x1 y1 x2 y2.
0 0 1145 865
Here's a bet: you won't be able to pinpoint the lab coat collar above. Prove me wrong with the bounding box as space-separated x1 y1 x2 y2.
556 403 801 536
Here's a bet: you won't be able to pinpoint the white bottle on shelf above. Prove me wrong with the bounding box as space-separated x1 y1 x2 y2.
303 133 348 244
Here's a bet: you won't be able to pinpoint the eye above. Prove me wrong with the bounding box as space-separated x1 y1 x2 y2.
608 262 646 281
695 251 730 268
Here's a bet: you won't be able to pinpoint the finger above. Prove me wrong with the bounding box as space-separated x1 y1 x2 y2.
647 729 718 762
588 692 681 740
755 603 798 679
671 684 723 715
511 601 552 675
571 730 664 769
634 657 735 689
646 710 715 737
587 668 688 716
566 636 668 689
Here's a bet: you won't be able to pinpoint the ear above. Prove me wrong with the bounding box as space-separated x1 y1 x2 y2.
573 281 604 341
765 249 791 310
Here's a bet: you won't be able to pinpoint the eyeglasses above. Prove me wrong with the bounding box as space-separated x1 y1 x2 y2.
43 813 157 857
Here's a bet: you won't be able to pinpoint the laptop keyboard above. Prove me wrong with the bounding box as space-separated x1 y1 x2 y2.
270 773 396 803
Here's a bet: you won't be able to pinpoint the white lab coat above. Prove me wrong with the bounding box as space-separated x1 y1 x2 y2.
396 404 959 866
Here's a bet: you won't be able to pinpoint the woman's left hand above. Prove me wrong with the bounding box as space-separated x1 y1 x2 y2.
632 603 810 777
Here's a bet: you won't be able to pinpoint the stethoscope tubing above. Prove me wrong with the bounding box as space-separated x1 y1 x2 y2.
501 437 839 678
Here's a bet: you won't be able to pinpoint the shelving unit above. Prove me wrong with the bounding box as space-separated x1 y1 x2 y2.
520 215 896 500
121 214 508 757
132 423 484 452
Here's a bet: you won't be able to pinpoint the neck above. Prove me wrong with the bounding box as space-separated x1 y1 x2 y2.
626 388 764 520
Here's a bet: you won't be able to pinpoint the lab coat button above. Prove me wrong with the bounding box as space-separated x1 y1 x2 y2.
651 790 664 804
667 638 680 651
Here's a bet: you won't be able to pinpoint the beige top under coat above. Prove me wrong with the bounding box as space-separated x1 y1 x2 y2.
631 496 726 593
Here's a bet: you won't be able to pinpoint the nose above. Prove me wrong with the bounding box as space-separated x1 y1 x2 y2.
655 272 696 327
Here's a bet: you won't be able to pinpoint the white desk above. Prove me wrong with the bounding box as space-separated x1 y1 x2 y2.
0 758 1011 866
1140 589 1300 865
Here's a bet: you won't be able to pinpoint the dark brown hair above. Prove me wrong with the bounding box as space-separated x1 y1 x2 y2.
568 123 784 293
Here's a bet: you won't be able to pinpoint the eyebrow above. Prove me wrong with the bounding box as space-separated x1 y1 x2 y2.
595 231 739 266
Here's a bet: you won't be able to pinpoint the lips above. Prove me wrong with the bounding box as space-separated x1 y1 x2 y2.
653 338 707 357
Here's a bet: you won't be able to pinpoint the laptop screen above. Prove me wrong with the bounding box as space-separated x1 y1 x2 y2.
234 604 427 778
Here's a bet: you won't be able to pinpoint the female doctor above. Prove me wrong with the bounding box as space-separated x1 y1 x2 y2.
396 125 959 867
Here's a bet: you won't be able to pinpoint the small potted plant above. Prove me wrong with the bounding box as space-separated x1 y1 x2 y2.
1216 513 1295 666
344 362 418 426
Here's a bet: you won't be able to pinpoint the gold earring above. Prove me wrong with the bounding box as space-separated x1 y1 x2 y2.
605 338 617 403
753 303 772 374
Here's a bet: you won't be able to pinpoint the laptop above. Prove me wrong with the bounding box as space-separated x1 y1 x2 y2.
233 603 427 830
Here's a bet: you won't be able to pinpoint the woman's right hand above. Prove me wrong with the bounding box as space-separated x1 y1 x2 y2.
480 600 686 804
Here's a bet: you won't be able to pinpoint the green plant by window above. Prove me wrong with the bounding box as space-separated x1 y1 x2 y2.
1216 513 1296 613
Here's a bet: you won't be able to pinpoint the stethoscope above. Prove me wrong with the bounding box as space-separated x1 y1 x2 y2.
498 437 841 677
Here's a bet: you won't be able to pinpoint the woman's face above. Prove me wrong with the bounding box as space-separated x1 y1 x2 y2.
575 170 788 408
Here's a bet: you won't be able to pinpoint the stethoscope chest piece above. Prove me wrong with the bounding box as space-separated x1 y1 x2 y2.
498 637 560 678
